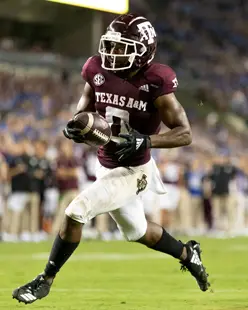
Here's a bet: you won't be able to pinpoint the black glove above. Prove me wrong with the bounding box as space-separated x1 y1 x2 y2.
63 120 85 143
115 124 151 162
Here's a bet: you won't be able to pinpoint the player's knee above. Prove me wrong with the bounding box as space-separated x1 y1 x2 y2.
119 222 147 242
65 195 91 224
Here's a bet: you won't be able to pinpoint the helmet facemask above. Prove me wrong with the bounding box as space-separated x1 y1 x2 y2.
99 31 147 71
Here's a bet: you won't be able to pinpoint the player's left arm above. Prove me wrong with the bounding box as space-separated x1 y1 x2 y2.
116 68 192 161
116 93 191 161
150 93 192 148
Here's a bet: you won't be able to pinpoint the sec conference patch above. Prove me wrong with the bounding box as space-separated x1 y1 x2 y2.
93 73 105 86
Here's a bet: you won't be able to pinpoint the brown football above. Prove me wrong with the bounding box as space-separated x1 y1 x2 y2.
72 112 112 146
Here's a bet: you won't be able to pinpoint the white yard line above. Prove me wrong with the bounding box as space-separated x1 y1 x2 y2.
33 252 168 261
0 252 168 261
226 245 248 251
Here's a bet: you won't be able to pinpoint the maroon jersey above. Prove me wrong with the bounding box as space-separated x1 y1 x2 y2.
81 55 178 168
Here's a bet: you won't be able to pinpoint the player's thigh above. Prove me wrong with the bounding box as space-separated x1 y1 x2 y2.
141 189 158 215
65 162 152 223
109 196 147 241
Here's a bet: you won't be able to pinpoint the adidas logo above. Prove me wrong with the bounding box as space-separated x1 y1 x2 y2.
136 138 144 150
139 84 149 92
20 293 37 302
190 250 202 266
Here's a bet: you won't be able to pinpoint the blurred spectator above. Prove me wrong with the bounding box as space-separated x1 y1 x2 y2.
23 140 51 242
202 161 213 231
185 159 205 234
5 139 31 242
42 156 59 235
233 157 248 234
52 140 80 235
158 155 181 232
210 155 237 233
0 152 8 240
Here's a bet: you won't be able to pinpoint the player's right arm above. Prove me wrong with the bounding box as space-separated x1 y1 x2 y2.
76 57 96 113
64 58 95 142
76 82 95 113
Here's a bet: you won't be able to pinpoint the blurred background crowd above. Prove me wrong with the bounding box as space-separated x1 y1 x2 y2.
0 0 248 242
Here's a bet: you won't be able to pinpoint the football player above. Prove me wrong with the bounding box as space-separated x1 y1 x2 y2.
13 13 210 304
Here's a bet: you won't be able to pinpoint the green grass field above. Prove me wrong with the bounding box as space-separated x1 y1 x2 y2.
1 237 248 310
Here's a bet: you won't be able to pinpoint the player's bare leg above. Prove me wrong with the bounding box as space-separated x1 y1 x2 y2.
12 216 82 304
137 222 187 258
137 221 210 291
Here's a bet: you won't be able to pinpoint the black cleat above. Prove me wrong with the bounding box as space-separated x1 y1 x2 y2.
12 274 52 304
180 240 210 292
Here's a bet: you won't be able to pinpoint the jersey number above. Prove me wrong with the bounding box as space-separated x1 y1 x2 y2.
105 106 130 137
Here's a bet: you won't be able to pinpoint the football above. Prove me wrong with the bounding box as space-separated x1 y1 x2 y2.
72 112 112 146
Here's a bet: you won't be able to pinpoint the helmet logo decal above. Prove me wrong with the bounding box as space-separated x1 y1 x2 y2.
172 77 179 88
137 21 156 44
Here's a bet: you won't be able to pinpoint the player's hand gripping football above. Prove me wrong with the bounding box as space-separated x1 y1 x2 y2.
116 123 151 162
63 119 86 143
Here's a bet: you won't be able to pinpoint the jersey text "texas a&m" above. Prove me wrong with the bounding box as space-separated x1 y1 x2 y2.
81 55 178 168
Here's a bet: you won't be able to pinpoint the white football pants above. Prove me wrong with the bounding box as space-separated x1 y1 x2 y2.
65 158 165 241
